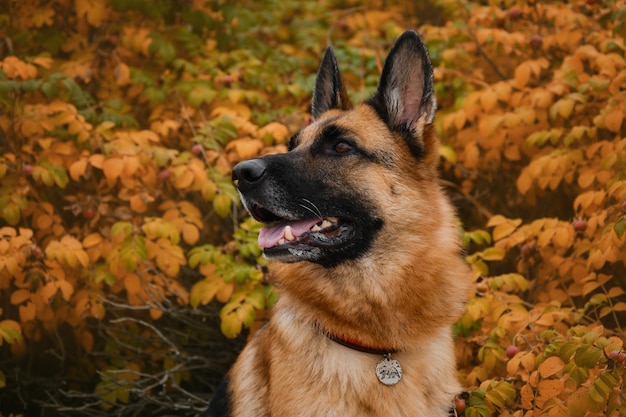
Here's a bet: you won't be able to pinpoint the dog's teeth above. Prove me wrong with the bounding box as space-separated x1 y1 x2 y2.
284 225 294 241
320 220 332 229
326 217 339 223
310 224 321 232
278 238 285 245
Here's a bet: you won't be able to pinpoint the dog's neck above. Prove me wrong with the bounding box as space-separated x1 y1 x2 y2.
316 322 398 355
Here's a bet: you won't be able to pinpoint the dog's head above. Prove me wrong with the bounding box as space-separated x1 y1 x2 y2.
232 31 443 268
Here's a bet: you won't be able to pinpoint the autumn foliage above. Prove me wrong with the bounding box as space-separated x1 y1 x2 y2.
0 0 625 416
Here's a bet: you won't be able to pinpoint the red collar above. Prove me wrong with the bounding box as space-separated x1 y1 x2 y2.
316 323 398 355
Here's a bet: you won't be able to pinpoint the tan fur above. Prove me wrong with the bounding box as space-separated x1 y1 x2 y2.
217 31 473 417
225 103 472 416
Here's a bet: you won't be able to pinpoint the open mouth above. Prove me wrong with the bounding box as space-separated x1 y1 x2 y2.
248 203 355 255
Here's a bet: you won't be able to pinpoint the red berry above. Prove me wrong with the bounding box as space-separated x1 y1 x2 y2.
621 200 626 211
618 352 625 364
84 208 96 219
32 246 43 258
221 75 234 84
158 170 171 181
529 34 543 49
505 345 520 358
509 6 522 20
608 350 620 360
572 219 587 232
454 396 467 414
22 164 33 175
191 144 203 155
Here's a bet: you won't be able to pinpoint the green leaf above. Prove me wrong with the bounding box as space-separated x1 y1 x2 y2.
574 345 604 369
111 222 132 238
614 216 626 239
2 203 21 225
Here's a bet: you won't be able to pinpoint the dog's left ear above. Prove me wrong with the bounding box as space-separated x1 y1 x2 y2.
368 31 437 160
312 47 352 120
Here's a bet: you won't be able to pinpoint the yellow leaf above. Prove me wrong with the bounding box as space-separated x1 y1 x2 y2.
493 222 519 242
438 145 457 164
213 194 231 218
220 311 243 339
258 122 289 143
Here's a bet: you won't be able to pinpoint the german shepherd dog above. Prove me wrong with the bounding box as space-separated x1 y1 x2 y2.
207 30 471 417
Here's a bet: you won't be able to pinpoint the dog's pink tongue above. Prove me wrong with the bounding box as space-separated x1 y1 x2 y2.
258 219 320 248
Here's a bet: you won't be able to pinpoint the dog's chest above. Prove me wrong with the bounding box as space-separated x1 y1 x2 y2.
266 342 443 417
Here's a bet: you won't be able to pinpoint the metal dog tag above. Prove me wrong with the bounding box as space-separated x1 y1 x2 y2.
375 354 402 385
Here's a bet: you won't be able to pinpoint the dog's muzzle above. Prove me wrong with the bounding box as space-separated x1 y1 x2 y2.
232 158 267 192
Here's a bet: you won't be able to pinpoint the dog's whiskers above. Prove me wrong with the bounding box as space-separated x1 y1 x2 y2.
299 198 323 220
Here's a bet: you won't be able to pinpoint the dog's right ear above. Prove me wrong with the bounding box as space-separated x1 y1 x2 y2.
311 47 352 120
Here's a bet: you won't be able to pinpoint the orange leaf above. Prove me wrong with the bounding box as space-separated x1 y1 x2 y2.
604 108 623 133
125 273 141 295
19 302 36 322
480 89 498 112
150 308 163 320
130 194 148 213
89 154 104 169
182 223 200 245
58 280 74 301
536 379 564 401
69 158 88 181
81 330 94 352
578 169 596 189
102 157 123 180
538 356 564 378
10 289 31 305
517 169 533 194
83 233 103 248
514 63 531 89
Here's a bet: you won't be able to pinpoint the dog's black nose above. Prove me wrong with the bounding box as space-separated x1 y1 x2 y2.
232 158 267 191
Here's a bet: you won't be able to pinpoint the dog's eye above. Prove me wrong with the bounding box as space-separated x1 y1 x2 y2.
333 141 353 154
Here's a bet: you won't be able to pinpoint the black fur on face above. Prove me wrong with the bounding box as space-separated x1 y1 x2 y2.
232 143 384 268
